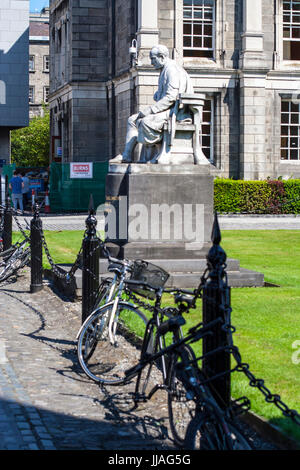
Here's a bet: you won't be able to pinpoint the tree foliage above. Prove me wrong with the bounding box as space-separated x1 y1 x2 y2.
11 109 50 167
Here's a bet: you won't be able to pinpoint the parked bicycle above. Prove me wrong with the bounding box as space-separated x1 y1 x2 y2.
77 247 203 446
0 236 30 282
121 297 252 450
78 260 251 450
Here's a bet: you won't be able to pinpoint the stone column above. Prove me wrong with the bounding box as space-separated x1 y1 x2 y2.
136 0 159 65
239 73 267 180
240 0 264 69
239 0 268 180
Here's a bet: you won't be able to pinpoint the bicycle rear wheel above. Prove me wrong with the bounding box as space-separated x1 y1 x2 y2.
167 344 198 447
77 302 148 385
184 413 252 450
0 248 30 282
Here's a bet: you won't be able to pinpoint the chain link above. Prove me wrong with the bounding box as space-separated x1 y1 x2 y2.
216 271 300 427
39 223 83 282
12 214 29 241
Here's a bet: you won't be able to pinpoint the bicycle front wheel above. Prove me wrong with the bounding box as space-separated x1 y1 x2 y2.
77 302 148 385
184 413 252 450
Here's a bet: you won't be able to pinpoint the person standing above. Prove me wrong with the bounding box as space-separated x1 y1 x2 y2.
9 170 24 213
21 171 30 211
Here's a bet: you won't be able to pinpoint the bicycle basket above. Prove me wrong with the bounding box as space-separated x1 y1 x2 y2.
129 259 169 300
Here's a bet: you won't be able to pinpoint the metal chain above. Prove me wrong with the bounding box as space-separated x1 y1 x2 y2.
216 272 300 426
125 289 159 315
39 224 83 281
12 214 30 241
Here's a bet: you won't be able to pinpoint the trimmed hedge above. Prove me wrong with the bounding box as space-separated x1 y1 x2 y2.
214 179 300 214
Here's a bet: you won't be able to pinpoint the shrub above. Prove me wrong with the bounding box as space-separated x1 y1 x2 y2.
214 178 300 214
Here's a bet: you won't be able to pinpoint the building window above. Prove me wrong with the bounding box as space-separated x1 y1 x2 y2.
201 98 214 161
281 100 300 160
29 86 34 104
29 55 35 71
44 86 50 103
283 0 300 60
183 0 215 58
43 55 50 72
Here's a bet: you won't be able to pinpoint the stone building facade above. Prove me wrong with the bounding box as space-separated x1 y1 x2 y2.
29 7 50 118
49 0 300 180
0 0 29 166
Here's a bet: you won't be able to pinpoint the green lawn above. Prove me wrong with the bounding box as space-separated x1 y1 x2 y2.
16 229 300 444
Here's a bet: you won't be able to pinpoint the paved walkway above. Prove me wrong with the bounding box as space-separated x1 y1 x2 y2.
0 269 177 450
12 213 300 232
0 269 278 451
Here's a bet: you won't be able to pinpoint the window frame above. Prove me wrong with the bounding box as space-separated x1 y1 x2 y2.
29 86 35 104
201 96 215 162
43 55 50 73
175 0 222 67
183 0 216 59
29 55 35 72
43 86 50 103
280 97 300 162
275 0 300 68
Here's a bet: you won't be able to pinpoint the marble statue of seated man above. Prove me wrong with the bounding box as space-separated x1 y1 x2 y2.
110 44 194 164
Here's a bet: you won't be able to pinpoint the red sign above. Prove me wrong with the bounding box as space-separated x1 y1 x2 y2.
70 162 93 178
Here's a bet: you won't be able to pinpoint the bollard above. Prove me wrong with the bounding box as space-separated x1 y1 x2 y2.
3 176 12 251
202 212 231 410
82 195 100 323
30 203 43 293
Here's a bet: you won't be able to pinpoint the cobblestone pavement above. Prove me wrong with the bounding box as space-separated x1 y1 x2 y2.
0 268 278 451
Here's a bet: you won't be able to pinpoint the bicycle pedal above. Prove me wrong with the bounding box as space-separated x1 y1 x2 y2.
231 396 251 415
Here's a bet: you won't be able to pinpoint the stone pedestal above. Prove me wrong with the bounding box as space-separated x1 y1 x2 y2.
99 162 264 288
104 162 213 257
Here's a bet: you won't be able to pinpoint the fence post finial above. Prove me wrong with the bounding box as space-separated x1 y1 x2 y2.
207 211 226 272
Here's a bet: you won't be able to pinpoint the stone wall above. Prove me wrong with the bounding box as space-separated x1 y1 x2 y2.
29 42 49 115
158 0 174 52
114 0 137 77
71 0 108 83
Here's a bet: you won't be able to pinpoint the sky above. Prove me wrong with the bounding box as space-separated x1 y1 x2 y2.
30 0 49 13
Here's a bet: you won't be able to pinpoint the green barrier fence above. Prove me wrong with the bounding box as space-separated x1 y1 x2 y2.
49 161 108 213
2 163 16 184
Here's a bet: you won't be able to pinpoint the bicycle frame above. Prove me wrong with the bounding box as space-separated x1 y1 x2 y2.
123 315 223 404
76 261 133 343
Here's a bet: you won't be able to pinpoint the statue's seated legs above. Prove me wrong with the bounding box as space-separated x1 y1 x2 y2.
110 111 168 163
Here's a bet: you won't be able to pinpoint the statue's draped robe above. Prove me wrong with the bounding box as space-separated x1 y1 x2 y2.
134 59 194 146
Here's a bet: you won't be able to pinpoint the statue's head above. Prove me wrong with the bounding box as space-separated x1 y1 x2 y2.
150 45 169 69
